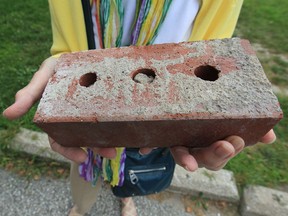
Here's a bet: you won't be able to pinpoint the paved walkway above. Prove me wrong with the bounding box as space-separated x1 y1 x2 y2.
0 168 240 216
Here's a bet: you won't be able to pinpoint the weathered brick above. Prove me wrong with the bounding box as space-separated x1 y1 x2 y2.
34 38 283 148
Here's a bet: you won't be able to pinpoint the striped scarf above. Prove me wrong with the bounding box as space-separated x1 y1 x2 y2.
79 0 172 187
94 0 172 48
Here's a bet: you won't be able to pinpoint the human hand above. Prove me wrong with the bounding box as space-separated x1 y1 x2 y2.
49 137 117 163
2 57 117 163
3 57 57 120
170 129 276 171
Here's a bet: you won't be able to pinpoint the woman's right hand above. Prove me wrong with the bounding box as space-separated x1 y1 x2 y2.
3 57 117 163
3 57 57 120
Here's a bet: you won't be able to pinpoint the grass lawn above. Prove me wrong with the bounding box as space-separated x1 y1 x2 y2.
0 0 287 188
0 0 51 133
236 0 288 53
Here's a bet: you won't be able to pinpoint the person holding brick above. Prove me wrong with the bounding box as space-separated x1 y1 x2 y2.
3 0 277 216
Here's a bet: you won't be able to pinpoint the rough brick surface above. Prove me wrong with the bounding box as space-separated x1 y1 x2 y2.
34 38 283 148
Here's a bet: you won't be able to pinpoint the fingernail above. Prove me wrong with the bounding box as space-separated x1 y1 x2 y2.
260 131 276 144
226 136 245 152
184 166 193 172
184 163 198 172
267 136 276 144
215 144 233 159
138 148 152 155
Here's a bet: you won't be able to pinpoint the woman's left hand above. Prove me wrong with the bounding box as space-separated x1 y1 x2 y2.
169 129 276 171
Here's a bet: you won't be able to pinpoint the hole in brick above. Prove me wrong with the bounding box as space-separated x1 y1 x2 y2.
79 72 97 87
132 68 156 84
194 65 220 81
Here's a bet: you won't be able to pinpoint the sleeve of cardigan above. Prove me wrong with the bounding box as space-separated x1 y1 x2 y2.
189 0 244 41
48 0 88 57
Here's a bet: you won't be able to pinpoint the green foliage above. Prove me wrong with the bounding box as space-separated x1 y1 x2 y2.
0 150 70 180
191 192 209 211
236 0 288 53
270 57 288 85
0 0 51 176
0 0 50 131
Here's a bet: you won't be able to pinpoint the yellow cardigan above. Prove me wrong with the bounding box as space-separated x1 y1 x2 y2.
48 0 243 56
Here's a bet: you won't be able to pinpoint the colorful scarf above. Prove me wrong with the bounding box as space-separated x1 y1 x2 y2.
94 0 172 48
132 0 172 45
79 0 172 187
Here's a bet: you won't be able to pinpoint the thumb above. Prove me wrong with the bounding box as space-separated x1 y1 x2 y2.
3 57 57 120
3 87 36 120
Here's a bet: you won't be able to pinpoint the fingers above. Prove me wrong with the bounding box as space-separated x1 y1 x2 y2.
49 137 117 163
259 129 276 144
190 136 245 171
2 87 36 120
49 137 88 163
92 147 117 159
3 57 57 120
225 135 245 154
171 136 245 172
138 147 156 155
190 141 234 170
170 146 198 172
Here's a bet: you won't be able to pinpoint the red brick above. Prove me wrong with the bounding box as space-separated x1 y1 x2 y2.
34 38 283 148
